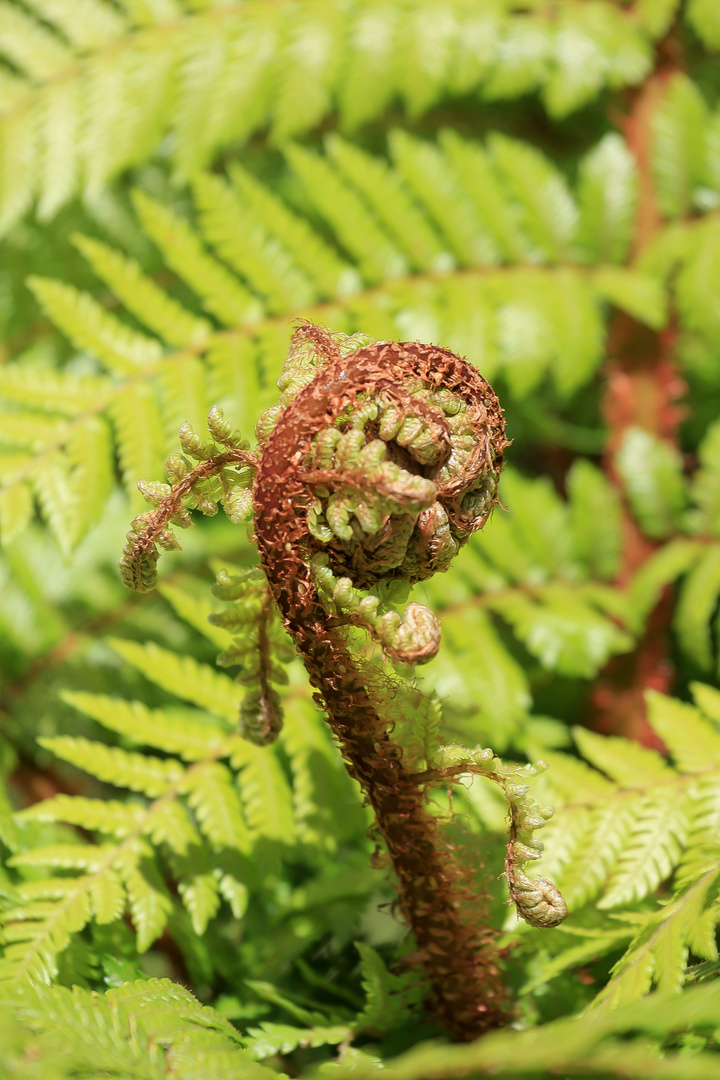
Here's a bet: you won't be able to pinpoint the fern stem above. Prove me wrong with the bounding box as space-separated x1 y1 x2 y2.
595 58 685 744
253 326 510 1040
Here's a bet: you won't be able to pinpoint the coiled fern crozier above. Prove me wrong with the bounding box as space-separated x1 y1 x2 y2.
121 322 567 1041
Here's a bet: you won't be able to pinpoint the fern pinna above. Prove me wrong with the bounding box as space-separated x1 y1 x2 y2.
120 321 567 1040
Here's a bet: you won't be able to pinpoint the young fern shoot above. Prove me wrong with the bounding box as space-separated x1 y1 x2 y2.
121 323 567 1041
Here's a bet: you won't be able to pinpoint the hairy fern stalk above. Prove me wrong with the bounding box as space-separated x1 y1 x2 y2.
120 321 568 1040
3 0 720 1076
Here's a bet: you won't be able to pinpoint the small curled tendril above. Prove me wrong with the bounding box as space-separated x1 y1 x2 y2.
501 763 568 929
426 747 568 930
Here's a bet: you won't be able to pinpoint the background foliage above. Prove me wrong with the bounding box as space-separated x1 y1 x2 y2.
2 0 720 1075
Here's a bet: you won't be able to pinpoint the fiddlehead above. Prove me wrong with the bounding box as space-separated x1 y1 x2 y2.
251 324 511 1040
121 323 568 1041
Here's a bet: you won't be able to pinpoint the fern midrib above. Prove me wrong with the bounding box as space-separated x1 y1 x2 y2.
439 579 598 615
8 258 585 374
1 396 113 489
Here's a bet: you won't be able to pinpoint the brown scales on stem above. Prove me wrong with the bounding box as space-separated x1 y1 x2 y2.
252 326 510 1041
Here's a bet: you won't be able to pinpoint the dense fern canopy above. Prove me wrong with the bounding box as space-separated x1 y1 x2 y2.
2 0 720 1076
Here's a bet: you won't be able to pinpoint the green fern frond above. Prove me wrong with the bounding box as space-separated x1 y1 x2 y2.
277 699 366 852
625 540 720 674
183 762 251 855
0 0 679 232
576 133 638 264
651 74 709 220
158 580 232 649
28 277 163 374
117 844 173 952
615 426 686 539
0 612 372 980
18 795 145 837
211 567 295 745
353 942 417 1035
389 130 498 266
0 978 274 1080
72 233 213 348
107 637 242 723
228 160 356 298
519 684 720 1005
231 740 296 850
592 265 667 329
566 459 623 580
486 133 578 262
328 978 720 1080
65 417 115 539
131 188 262 328
673 544 720 671
326 136 449 273
5 2 720 1069
245 1021 350 1060
415 468 635 741
591 868 720 1011
688 418 720 536
285 143 408 284
193 172 314 312
2 768 219 977
386 687 444 771
38 735 185 798
58 690 231 761
109 382 168 512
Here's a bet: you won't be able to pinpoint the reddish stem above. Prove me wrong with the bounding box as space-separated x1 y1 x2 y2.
594 55 686 744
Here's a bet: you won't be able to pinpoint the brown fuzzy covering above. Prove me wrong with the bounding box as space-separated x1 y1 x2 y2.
253 326 510 1041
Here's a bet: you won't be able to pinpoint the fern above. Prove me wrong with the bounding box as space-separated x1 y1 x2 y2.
326 979 720 1079
0 0 681 234
507 683 720 1008
4 1 720 1076
7 974 720 1079
0 977 276 1080
0 624 369 982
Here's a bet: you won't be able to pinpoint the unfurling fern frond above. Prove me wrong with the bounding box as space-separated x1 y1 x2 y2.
7 4 720 1076
428 744 567 929
119 319 570 1041
119 405 258 593
211 568 295 746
